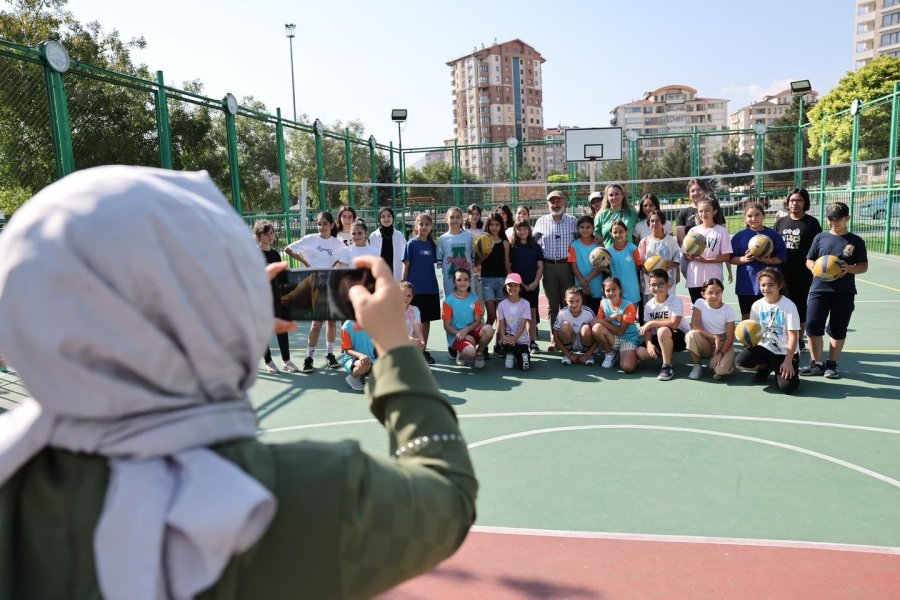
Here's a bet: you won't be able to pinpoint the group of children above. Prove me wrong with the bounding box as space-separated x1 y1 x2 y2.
253 185 867 396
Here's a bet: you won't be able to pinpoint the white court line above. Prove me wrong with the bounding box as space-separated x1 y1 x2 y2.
258 412 900 436
471 525 900 556
870 254 900 265
855 299 900 303
465 424 900 489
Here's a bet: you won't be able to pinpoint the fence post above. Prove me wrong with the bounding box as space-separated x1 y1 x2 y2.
344 128 354 206
39 41 75 178
276 108 290 214
755 131 765 200
690 127 700 177
156 71 172 169
223 94 242 214
389 142 396 204
510 146 519 204
399 147 407 204
453 140 461 205
567 161 577 201
628 138 639 187
819 133 828 223
885 82 900 253
368 136 377 207
313 120 325 209
849 106 860 233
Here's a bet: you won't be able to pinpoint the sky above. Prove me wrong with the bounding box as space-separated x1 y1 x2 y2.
62 0 853 153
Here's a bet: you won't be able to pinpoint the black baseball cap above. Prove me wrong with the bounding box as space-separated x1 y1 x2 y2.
826 202 849 219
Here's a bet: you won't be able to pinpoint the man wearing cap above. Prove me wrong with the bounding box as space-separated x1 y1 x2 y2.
534 190 578 349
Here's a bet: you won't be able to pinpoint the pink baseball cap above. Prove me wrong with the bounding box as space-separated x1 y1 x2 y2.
504 273 523 286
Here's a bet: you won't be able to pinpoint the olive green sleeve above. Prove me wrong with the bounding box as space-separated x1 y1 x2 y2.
335 345 478 598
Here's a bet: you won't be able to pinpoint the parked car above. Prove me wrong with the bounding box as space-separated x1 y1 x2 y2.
857 197 889 220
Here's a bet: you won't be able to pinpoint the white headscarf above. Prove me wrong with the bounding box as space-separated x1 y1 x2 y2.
0 166 277 599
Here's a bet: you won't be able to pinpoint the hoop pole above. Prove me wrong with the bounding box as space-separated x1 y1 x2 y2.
589 159 596 194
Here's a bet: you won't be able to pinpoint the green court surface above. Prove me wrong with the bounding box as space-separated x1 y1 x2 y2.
1 255 899 598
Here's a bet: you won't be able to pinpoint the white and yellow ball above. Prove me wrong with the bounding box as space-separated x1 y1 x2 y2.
812 255 844 282
748 234 774 259
643 254 669 273
735 319 763 348
589 246 612 269
682 231 707 256
473 233 495 258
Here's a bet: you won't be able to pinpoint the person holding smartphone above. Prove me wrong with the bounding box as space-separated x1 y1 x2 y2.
0 166 477 600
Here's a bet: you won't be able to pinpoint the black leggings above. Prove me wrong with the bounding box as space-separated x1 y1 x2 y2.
264 297 291 363
736 346 800 395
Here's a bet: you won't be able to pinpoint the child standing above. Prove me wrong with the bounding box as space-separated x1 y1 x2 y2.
284 211 344 372
254 220 299 374
729 202 786 319
477 212 511 357
496 273 532 370
402 213 440 364
637 210 680 306
442 269 494 368
606 221 643 309
636 269 690 381
800 202 869 379
400 281 427 353
553 287 599 366
335 205 357 246
436 207 474 301
591 277 641 372
682 197 733 303
568 215 604 314
338 219 379 265
510 219 544 352
340 319 377 391
685 278 736 380
464 204 485 310
736 268 801 394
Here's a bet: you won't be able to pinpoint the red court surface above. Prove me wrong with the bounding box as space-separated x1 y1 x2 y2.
383 529 900 599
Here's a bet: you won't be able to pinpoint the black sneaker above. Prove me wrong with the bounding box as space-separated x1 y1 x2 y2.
494 343 506 358
657 364 674 381
799 361 824 376
824 360 840 379
448 345 458 360
325 353 340 369
302 357 314 373
753 368 772 384
423 351 435 365
530 340 540 352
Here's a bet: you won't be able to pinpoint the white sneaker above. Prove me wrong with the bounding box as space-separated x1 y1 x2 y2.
688 364 703 380
282 360 300 373
561 356 573 365
584 355 595 366
505 354 515 369
456 354 467 367
264 362 279 374
474 354 486 369
601 351 617 369
345 374 365 391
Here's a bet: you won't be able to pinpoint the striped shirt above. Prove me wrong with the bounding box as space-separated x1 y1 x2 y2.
534 213 578 261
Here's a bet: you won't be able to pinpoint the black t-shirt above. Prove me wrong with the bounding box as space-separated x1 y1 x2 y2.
807 231 868 295
774 214 822 281
261 247 286 297
481 239 508 278
675 207 699 237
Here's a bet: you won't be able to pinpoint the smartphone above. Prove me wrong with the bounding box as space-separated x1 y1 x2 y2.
277 268 375 321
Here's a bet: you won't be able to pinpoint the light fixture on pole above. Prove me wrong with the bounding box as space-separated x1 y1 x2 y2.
284 23 297 122
391 109 407 200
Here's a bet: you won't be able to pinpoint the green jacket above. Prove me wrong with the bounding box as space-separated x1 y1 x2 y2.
0 346 477 599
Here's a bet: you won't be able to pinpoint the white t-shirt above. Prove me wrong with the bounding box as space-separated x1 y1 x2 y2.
497 297 532 344
404 305 422 338
638 234 681 295
286 234 345 268
339 244 378 265
634 220 672 242
336 231 353 246
750 296 800 356
553 306 596 333
644 293 690 333
691 299 736 336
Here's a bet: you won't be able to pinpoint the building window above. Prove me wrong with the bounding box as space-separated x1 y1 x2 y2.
883 11 900 27
882 31 900 46
886 0 900 7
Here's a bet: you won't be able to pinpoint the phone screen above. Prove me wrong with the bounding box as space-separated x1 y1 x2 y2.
277 268 375 321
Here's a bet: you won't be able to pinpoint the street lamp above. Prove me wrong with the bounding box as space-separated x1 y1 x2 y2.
790 80 813 189
284 23 297 122
392 109 407 201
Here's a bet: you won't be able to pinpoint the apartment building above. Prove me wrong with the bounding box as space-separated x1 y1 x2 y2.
448 39 546 180
728 89 818 155
608 85 729 171
855 0 900 69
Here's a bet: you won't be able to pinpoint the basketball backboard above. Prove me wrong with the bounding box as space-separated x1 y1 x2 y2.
564 127 623 162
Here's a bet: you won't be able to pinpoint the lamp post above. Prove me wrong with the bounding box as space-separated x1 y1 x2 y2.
284 23 297 122
790 79 813 189
391 109 407 202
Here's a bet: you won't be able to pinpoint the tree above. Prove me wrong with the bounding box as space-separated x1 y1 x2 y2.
807 56 900 164
712 141 753 187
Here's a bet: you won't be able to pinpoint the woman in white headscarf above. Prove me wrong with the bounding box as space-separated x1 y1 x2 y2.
0 166 477 600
